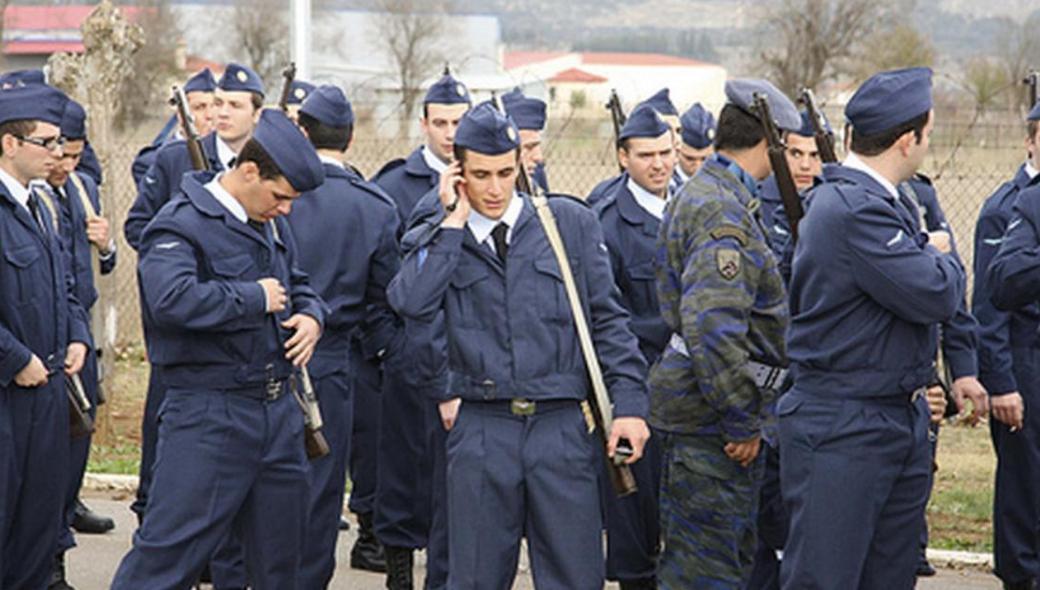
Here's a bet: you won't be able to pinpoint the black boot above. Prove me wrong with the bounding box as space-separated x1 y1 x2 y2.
619 578 657 590
48 553 75 590
350 512 386 573
71 498 115 534
384 545 414 590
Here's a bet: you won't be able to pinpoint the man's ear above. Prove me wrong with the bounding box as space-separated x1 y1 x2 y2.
238 160 260 181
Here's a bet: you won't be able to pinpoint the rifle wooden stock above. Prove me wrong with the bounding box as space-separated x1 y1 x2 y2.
170 85 209 172
490 96 638 497
799 88 838 164
753 92 803 243
295 367 330 460
279 62 297 113
606 89 627 172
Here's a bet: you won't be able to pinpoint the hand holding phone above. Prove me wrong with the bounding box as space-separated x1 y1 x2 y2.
440 161 470 228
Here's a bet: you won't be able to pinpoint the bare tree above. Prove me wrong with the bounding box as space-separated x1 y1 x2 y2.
849 24 934 84
758 0 896 97
228 0 289 91
370 0 453 124
995 13 1040 114
118 0 182 128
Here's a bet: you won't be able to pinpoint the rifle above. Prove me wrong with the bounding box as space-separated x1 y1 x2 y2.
169 85 209 172
606 89 627 172
1024 70 1039 110
279 62 297 113
491 95 638 497
798 87 838 164
266 218 330 460
67 373 94 439
753 92 803 243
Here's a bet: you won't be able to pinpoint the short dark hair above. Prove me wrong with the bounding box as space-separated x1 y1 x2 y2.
849 111 930 157
714 104 766 152
297 112 353 152
1028 120 1039 142
0 120 36 157
250 93 264 111
236 138 281 180
451 144 520 166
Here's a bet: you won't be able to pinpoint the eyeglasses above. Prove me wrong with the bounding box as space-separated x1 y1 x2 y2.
17 135 64 152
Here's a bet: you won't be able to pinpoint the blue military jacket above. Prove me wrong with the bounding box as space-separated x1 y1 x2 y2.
586 172 626 208
787 164 965 398
37 172 116 312
285 161 400 377
387 194 649 418
987 181 1040 314
531 161 550 193
0 184 90 385
972 165 1040 394
126 132 224 251
373 146 440 229
898 174 978 381
138 171 325 389
596 181 670 366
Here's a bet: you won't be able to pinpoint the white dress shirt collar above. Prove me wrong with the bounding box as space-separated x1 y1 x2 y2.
216 136 237 170
467 192 523 248
842 152 900 201
627 177 668 220
204 174 248 223
421 145 449 175
0 166 31 211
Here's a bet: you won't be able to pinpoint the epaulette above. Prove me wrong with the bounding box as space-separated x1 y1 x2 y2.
346 174 397 210
912 172 933 186
373 158 406 181
543 192 589 208
345 162 365 178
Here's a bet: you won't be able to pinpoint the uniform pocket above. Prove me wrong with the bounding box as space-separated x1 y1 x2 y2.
210 252 255 279
5 243 43 303
447 264 489 328
533 255 571 323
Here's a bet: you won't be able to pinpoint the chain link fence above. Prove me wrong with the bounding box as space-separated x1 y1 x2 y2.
99 106 1032 349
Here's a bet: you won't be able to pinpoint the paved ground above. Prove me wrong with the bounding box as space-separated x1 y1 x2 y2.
68 495 1000 589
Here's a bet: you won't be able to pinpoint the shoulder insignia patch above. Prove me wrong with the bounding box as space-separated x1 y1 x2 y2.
716 248 741 280
709 225 748 246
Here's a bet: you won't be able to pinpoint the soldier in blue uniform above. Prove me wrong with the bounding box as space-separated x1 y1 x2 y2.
0 83 91 590
286 85 402 589
367 71 471 589
35 98 118 590
758 111 822 262
674 102 714 185
502 87 550 193
595 104 675 590
652 80 797 589
131 68 218 186
975 101 1040 590
781 68 985 588
387 100 650 590
111 109 326 590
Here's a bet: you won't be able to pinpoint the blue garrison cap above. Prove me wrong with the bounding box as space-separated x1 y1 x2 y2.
795 108 833 138
61 99 87 140
639 88 678 117
300 85 354 128
725 79 801 133
454 101 520 155
424 73 471 106
0 84 67 126
184 68 217 94
501 88 547 131
680 103 716 148
286 80 316 106
218 63 266 98
1029 100 1040 122
250 109 325 192
0 69 45 89
619 103 672 141
846 67 932 136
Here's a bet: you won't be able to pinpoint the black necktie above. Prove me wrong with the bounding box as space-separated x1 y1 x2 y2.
247 219 268 240
227 157 237 169
27 193 47 234
491 222 509 263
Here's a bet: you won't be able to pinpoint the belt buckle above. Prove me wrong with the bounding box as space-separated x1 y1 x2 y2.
511 398 535 417
265 379 282 401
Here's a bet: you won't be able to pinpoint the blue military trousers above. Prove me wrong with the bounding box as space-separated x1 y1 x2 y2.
603 427 662 583
112 386 307 590
347 345 380 517
58 348 99 554
1 379 69 590
778 390 931 590
446 400 604 590
300 370 353 589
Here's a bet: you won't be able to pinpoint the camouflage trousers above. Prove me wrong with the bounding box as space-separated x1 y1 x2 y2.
657 432 765 590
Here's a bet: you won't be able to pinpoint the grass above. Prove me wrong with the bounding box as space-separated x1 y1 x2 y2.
929 422 996 552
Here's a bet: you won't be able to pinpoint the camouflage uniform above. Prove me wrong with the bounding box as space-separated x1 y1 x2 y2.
651 155 788 589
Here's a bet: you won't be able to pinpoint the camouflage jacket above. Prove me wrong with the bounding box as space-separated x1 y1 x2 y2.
650 156 788 440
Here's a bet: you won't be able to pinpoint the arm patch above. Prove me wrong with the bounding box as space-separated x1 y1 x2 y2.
709 225 748 246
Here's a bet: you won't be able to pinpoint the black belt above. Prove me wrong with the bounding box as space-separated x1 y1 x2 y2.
224 378 289 402
465 398 579 417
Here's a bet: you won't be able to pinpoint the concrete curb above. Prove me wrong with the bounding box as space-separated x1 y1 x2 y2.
83 473 995 571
